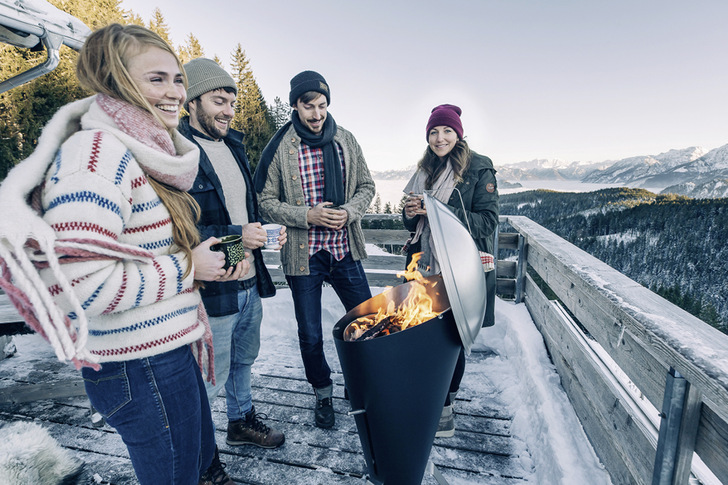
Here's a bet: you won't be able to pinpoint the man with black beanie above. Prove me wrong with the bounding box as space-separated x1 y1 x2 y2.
254 70 375 428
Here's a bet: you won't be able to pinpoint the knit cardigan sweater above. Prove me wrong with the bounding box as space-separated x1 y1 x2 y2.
0 96 209 367
257 124 375 276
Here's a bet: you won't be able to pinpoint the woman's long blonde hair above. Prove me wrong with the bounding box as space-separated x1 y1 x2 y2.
417 139 472 189
76 24 200 278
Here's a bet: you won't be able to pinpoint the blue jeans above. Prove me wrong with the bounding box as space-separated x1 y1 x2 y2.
286 251 372 389
205 285 263 421
82 345 215 485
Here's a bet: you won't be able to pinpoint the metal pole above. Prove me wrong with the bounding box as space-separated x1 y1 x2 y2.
651 367 688 485
515 234 526 303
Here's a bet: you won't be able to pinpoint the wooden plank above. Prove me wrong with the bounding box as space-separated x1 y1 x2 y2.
497 260 517 279
517 228 667 410
0 378 86 403
524 275 655 485
673 384 703 484
263 250 407 269
498 232 520 250
695 404 728 483
508 215 728 483
362 228 410 245
515 234 526 303
361 254 406 270
363 272 402 288
496 278 516 296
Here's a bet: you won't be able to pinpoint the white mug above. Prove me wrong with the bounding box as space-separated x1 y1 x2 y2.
262 224 282 249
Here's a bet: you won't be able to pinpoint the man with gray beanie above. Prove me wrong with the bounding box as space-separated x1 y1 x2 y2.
254 70 375 429
179 58 286 471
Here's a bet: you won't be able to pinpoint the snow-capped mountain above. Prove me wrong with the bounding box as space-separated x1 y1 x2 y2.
370 165 416 180
662 179 728 199
371 144 728 199
581 144 728 198
494 159 612 182
581 147 707 186
655 144 728 198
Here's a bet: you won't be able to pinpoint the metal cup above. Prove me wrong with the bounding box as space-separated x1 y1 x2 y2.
212 235 244 269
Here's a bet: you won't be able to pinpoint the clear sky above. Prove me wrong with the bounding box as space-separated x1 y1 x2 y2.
119 0 728 172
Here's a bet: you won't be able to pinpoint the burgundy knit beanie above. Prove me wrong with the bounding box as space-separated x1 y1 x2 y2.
426 104 464 140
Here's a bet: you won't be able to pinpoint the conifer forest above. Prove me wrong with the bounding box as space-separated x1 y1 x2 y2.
498 189 727 333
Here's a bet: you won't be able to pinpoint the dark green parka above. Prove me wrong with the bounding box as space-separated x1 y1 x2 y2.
403 152 499 326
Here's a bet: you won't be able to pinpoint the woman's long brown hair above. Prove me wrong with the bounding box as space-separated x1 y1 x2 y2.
417 139 472 189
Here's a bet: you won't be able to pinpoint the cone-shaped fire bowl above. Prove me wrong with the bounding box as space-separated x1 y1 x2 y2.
333 275 461 485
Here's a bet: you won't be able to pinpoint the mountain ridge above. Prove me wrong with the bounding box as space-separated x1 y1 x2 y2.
371 144 728 199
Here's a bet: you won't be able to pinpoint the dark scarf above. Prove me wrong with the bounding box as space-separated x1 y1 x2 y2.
254 112 344 205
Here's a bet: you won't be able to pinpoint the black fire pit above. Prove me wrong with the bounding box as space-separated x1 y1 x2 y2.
333 193 487 485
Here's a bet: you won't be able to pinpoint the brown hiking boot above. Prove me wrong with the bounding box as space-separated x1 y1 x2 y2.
199 446 234 485
226 406 285 448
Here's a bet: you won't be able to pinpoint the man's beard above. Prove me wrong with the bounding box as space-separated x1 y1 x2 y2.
196 110 230 139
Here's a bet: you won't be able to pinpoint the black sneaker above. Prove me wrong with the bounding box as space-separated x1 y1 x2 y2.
199 446 234 485
315 396 335 428
226 406 285 448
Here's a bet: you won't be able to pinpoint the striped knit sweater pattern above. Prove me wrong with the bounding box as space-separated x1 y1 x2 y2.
36 100 204 363
0 98 209 367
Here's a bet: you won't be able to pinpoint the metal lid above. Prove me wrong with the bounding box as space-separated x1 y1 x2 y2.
423 192 487 354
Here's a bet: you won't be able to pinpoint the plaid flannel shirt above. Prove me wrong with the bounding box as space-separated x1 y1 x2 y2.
298 142 349 260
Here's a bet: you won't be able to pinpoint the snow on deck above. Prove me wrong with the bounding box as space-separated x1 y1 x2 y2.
0 289 611 484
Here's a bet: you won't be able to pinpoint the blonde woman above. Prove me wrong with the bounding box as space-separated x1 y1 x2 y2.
0 24 245 484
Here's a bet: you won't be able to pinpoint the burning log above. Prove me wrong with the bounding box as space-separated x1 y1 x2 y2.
345 252 442 342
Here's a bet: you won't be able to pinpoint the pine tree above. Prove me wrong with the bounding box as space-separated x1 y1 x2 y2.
1 0 131 178
270 96 291 129
371 194 382 214
699 303 722 331
147 8 172 45
54 0 127 29
228 44 274 171
396 194 408 214
179 33 204 65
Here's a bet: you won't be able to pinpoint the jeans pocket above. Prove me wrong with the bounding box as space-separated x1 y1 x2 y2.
82 362 132 419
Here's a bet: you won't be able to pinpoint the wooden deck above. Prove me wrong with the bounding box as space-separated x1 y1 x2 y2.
0 321 532 485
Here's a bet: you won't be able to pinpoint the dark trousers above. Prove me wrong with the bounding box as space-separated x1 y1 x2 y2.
286 251 372 389
446 347 466 405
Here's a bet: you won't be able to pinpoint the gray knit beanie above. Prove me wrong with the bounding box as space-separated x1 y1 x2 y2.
183 58 237 109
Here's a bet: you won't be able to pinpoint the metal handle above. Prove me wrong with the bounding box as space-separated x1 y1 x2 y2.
347 409 366 416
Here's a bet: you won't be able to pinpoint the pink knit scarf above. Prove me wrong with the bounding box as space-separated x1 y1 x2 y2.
96 94 197 191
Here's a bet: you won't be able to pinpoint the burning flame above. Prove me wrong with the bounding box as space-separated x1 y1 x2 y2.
348 253 440 340
397 252 424 282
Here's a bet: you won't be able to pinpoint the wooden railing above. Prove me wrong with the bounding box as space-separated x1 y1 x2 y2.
503 215 728 485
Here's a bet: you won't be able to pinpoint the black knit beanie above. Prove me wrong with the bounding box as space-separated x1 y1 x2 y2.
289 70 330 106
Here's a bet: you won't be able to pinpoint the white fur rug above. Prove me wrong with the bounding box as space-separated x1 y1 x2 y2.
0 421 84 484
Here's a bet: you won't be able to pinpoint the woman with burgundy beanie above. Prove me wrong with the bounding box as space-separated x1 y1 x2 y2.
402 103 499 438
